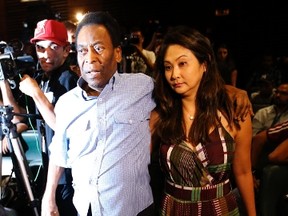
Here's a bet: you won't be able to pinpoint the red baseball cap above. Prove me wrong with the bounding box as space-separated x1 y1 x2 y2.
30 19 68 46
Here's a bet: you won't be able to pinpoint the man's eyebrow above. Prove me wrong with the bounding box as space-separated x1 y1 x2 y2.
77 42 102 48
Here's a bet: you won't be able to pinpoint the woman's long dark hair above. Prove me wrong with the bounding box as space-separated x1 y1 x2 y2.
152 26 237 146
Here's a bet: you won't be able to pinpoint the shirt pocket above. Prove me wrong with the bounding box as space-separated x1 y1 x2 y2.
113 111 149 150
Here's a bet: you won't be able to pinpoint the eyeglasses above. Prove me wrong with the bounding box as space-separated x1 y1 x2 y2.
275 90 288 96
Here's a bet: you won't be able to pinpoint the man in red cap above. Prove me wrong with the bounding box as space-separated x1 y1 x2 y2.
18 19 78 216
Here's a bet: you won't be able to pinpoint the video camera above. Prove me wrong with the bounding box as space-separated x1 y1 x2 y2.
122 34 142 47
0 41 36 81
120 34 140 57
128 35 140 45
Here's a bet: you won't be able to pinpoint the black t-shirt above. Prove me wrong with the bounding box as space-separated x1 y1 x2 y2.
34 61 78 148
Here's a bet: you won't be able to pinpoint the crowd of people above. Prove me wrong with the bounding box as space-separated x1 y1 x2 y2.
1 10 287 216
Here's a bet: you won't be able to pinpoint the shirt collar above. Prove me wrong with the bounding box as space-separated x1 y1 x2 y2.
77 71 119 100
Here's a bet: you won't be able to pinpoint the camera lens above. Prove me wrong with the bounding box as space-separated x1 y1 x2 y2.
129 36 140 44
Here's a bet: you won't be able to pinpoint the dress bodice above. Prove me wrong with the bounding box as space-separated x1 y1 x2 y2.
160 125 235 187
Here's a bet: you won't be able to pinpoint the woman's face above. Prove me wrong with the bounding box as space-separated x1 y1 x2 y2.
217 47 228 61
164 44 206 98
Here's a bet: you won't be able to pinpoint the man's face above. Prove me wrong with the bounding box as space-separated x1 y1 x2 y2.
217 47 228 61
35 40 69 73
273 84 288 106
67 30 76 44
76 24 122 92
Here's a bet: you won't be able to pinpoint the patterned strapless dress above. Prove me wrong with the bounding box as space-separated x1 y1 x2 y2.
159 125 240 216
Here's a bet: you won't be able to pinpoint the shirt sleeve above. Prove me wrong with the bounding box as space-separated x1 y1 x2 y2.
252 113 265 136
48 96 70 168
267 120 288 144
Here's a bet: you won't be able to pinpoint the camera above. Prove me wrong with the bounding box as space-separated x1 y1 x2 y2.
121 35 139 57
128 35 140 45
121 34 140 48
0 105 14 135
0 41 36 81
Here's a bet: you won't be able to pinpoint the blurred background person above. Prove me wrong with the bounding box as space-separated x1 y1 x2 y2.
216 42 238 86
251 119 288 216
246 53 282 96
145 26 165 57
63 20 80 77
250 78 275 113
63 20 76 45
252 82 288 137
251 82 288 216
121 26 156 76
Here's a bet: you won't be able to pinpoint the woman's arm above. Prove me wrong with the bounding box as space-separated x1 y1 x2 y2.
230 69 238 87
251 130 267 167
233 114 257 216
268 138 288 163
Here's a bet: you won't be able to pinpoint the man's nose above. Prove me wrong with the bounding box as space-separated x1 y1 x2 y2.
37 50 48 59
85 47 99 64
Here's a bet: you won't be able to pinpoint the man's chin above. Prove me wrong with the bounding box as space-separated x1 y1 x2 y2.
41 64 54 73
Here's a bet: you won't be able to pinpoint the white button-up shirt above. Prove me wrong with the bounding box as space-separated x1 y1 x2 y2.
49 72 155 215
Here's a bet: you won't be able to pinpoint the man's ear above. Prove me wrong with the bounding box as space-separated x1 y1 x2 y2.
115 46 122 63
63 45 71 57
65 44 71 52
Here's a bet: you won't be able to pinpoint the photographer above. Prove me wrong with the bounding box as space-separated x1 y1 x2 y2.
63 20 80 77
4 19 78 216
121 26 156 76
146 29 164 57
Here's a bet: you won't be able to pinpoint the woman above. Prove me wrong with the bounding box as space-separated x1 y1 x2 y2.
150 26 256 215
216 43 238 87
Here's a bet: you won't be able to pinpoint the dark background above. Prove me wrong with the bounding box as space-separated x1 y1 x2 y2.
1 0 288 89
